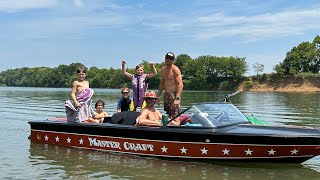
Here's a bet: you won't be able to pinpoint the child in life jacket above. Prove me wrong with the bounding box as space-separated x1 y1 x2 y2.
122 60 157 111
117 87 133 112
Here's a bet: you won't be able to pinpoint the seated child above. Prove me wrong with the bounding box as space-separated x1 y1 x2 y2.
116 87 133 112
94 99 109 123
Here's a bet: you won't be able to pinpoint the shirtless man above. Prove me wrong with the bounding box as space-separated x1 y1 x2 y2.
157 52 184 118
137 91 162 126
137 91 180 126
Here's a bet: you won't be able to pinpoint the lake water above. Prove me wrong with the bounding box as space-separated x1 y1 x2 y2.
0 87 320 179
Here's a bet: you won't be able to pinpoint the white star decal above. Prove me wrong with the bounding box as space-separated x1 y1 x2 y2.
161 146 168 153
55 136 60 142
291 149 299 155
201 147 208 155
180 147 187 154
245 148 253 155
268 149 276 155
79 138 84 145
44 135 49 141
67 137 71 143
222 148 230 155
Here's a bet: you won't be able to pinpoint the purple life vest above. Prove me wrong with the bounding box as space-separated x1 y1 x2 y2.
131 74 148 108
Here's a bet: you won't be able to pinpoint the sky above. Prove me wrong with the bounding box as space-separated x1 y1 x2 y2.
0 0 320 75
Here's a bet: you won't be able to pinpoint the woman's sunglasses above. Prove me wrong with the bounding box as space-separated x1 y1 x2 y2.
122 92 129 95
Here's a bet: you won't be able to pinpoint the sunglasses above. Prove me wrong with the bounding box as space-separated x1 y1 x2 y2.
165 56 174 60
146 97 156 101
122 92 129 95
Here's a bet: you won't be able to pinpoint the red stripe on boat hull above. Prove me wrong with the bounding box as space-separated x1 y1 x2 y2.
30 129 320 160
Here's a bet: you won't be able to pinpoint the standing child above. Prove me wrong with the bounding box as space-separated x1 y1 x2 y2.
122 60 157 111
65 66 103 123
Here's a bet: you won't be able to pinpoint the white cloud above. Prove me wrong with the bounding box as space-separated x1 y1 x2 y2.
1 1 132 39
193 7 320 41
10 14 128 40
0 0 58 12
2 1 320 43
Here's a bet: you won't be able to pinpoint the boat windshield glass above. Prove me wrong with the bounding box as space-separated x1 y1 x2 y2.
182 103 249 128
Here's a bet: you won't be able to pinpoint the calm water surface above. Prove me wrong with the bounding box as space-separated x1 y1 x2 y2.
0 87 320 179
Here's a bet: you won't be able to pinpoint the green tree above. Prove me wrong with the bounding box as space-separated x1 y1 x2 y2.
313 35 320 73
183 55 247 90
275 35 320 75
175 54 193 78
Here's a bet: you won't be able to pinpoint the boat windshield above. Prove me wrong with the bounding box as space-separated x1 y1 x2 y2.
181 103 250 128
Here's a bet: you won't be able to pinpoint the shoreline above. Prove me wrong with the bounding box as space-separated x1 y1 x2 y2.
239 78 320 93
247 86 320 92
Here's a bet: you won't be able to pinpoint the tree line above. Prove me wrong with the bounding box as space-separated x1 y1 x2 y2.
1 35 319 90
0 56 248 90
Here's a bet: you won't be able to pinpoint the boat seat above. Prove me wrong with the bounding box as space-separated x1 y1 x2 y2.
178 114 191 125
102 115 112 123
106 111 140 125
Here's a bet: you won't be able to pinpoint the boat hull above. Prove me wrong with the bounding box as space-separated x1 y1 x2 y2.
29 120 320 163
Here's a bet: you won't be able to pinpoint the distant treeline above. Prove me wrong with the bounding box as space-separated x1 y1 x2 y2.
0 55 248 90
1 35 319 90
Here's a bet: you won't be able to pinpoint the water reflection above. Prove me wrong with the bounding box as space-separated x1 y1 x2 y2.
29 143 320 179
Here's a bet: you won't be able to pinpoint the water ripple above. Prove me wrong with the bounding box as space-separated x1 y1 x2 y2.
0 87 319 178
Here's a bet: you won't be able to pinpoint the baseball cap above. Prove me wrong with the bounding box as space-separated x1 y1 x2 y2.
165 52 175 60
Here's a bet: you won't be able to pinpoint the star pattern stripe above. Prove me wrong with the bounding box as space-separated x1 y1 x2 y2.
44 135 49 141
79 138 84 145
200 147 208 155
268 149 276 155
222 148 230 155
291 149 299 155
33 131 315 159
245 148 253 155
161 146 168 153
180 147 187 154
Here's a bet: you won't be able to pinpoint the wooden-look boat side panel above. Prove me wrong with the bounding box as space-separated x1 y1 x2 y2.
30 129 320 162
29 120 320 146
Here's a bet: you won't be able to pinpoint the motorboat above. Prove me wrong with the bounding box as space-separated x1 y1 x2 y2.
29 102 320 163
